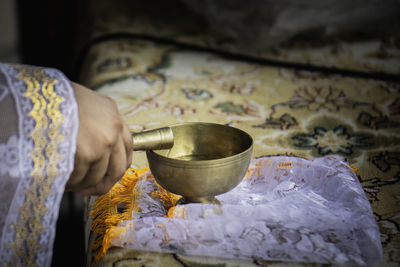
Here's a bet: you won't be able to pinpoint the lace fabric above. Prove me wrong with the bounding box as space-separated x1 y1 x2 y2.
0 63 79 267
109 156 382 266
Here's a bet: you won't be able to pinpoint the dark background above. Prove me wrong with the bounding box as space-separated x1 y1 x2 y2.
17 0 80 79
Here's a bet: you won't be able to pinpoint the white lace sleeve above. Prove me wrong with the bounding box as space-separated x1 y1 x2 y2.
0 63 79 267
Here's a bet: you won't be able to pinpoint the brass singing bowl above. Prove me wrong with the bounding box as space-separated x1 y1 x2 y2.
132 123 253 204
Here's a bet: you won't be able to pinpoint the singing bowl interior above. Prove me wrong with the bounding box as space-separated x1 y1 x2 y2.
146 123 253 201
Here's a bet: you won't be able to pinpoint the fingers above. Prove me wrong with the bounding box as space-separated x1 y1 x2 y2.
66 160 89 191
72 126 132 196
69 82 133 196
122 122 133 169
78 135 129 196
68 152 111 191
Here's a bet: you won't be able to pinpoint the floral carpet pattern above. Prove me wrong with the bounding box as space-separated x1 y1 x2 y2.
81 39 400 266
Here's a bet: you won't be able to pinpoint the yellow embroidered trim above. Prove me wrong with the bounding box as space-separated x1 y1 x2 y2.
167 205 187 219
90 167 181 261
10 66 65 266
278 161 293 169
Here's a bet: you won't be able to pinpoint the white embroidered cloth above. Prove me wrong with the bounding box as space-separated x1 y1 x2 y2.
0 63 78 266
112 155 382 266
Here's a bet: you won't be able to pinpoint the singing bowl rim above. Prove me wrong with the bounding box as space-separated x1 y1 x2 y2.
146 122 253 168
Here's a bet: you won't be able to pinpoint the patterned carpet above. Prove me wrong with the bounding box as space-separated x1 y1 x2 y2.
79 38 400 266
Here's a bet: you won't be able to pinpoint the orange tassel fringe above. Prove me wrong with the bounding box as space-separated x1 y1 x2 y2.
90 167 181 261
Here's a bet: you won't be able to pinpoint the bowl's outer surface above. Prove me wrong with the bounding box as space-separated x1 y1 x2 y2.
146 123 253 199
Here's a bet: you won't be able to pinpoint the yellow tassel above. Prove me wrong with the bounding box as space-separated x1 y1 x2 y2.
350 164 360 175
167 206 177 218
90 166 183 260
91 167 144 260
151 180 181 211
95 226 128 261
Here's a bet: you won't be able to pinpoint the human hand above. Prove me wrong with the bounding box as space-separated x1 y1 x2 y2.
66 82 133 195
